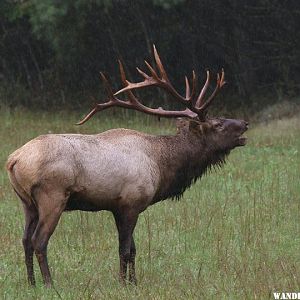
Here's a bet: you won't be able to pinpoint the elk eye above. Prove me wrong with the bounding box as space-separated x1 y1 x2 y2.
214 122 224 129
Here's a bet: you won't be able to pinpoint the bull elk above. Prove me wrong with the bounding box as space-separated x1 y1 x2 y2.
6 46 248 287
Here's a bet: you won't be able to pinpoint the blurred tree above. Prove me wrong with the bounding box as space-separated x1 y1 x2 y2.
0 0 299 108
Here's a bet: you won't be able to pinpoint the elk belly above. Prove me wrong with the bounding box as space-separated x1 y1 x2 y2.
73 145 160 212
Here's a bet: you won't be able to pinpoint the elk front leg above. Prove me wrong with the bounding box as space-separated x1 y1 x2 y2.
128 236 137 284
113 210 138 284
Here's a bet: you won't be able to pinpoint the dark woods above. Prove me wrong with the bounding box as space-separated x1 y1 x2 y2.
1 0 299 108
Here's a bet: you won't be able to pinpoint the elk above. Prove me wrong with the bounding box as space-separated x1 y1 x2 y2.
6 46 248 287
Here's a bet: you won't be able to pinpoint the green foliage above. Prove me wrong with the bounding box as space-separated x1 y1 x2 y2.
0 110 299 298
27 0 112 43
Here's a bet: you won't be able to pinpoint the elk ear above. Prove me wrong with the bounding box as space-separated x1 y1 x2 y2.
211 119 224 130
176 118 189 133
188 119 201 133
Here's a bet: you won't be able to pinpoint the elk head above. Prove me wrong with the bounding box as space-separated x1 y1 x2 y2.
78 45 248 152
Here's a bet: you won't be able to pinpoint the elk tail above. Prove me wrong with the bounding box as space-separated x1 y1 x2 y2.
6 153 35 207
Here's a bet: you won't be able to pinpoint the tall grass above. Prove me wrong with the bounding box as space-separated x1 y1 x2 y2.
0 107 299 299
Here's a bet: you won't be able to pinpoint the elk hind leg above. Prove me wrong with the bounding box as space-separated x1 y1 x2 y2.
22 202 38 286
31 189 68 287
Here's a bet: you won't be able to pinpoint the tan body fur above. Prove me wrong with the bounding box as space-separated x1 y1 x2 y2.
7 129 160 213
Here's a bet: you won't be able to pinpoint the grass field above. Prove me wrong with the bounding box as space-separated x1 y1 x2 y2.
0 107 299 299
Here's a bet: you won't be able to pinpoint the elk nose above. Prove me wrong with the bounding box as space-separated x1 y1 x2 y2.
244 121 249 129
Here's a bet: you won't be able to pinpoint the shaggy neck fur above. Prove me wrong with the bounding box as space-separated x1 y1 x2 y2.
148 131 230 203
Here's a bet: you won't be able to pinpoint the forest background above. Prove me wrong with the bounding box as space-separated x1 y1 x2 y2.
1 0 299 113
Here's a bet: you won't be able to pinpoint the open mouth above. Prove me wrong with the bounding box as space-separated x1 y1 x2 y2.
237 125 248 146
237 135 247 146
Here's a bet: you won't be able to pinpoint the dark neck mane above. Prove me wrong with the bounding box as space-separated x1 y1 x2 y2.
149 132 229 203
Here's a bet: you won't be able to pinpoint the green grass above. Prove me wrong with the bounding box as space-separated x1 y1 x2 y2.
0 107 299 299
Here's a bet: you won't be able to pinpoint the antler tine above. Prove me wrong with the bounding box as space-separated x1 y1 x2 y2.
198 69 226 112
118 60 142 106
195 70 210 108
118 60 128 87
76 106 99 125
115 62 157 96
136 67 150 79
100 72 116 100
185 71 197 101
77 73 120 125
190 70 197 104
153 44 169 82
144 60 160 81
219 68 226 87
185 76 190 99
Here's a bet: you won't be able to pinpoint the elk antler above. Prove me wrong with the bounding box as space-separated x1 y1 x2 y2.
77 45 225 125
